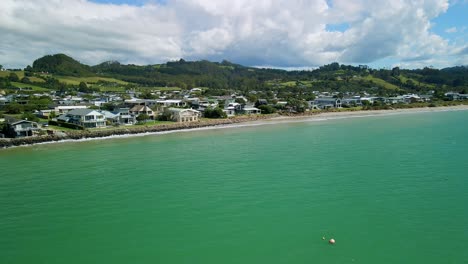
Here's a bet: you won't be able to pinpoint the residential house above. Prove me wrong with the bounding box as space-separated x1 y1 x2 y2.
313 97 342 109
241 105 261 115
99 110 119 125
129 105 155 120
446 92 468 101
223 102 243 117
54 105 88 114
168 108 200 122
113 108 136 125
387 96 406 104
58 109 106 128
5 119 40 138
341 98 362 107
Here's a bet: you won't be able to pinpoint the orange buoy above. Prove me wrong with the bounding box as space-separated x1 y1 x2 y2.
329 238 336 244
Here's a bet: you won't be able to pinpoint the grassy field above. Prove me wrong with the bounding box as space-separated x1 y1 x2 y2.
364 75 400 90
55 76 129 85
398 75 436 89
139 87 182 91
10 82 50 92
37 74 129 85
134 120 174 126
0 70 25 79
94 86 127 92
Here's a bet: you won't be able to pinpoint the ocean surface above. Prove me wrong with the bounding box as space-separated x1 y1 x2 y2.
1 110 468 264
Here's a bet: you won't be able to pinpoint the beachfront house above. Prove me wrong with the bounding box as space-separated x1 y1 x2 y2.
113 108 136 125
341 98 362 107
241 105 261 115
57 109 106 128
5 119 40 138
313 97 342 109
168 108 200 122
129 105 155 120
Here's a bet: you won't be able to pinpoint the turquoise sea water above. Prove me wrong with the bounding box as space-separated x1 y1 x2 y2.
1 110 468 264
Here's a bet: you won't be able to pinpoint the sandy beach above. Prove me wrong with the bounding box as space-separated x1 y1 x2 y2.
1 105 468 148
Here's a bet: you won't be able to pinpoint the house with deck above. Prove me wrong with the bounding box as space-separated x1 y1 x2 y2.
313 97 342 109
129 105 155 120
168 108 200 122
5 119 40 138
57 109 106 128
113 108 136 125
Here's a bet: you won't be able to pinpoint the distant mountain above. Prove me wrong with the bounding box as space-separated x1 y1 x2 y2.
32 54 94 76
440 65 468 73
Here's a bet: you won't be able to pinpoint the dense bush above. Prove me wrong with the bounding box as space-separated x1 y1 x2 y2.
204 107 227 118
48 120 84 130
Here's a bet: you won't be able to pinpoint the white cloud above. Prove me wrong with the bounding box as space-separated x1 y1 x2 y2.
0 0 465 69
445 27 458 33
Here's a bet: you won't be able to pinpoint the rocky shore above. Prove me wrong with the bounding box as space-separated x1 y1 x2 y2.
0 114 278 148
1 104 468 149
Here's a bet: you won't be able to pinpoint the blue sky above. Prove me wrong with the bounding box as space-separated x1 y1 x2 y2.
0 0 467 69
431 1 467 43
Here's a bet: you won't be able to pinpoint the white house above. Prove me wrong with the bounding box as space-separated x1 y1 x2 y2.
129 105 155 120
168 108 200 122
58 109 106 128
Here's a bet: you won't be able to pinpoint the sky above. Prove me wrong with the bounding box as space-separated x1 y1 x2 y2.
0 0 466 70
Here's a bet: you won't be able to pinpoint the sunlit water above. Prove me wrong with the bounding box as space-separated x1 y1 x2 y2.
1 110 468 263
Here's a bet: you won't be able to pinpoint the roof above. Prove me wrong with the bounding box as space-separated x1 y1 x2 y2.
99 110 118 119
66 109 97 116
315 98 340 102
168 108 200 113
9 119 38 126
130 105 153 112
243 107 260 111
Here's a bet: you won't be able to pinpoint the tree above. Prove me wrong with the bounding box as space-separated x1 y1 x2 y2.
4 103 23 114
139 90 156 99
258 105 276 114
157 109 172 121
287 99 308 113
235 98 246 105
101 103 115 111
49 111 57 119
0 64 3 70
21 77 31 84
136 113 150 122
21 112 39 122
8 73 19 82
78 82 88 92
391 67 400 77
204 107 227 118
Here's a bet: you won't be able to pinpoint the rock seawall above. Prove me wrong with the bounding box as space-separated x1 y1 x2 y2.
0 115 278 148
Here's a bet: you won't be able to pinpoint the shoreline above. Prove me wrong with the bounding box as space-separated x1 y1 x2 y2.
1 105 468 149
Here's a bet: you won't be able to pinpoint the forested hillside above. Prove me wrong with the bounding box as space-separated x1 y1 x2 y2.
0 54 465 95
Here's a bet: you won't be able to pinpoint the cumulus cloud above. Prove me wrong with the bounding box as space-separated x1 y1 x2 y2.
0 0 465 69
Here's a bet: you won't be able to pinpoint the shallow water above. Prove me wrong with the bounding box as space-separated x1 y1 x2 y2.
1 110 468 263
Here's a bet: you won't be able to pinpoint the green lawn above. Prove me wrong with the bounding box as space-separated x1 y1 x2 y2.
11 82 49 92
92 85 127 92
0 70 25 79
134 120 174 126
140 87 182 91
398 75 436 89
364 75 400 90
45 125 75 131
38 74 129 85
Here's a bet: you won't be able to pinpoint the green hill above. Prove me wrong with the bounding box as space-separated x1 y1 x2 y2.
4 54 466 95
32 54 94 76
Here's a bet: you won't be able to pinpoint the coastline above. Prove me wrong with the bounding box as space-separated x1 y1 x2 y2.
1 105 468 149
